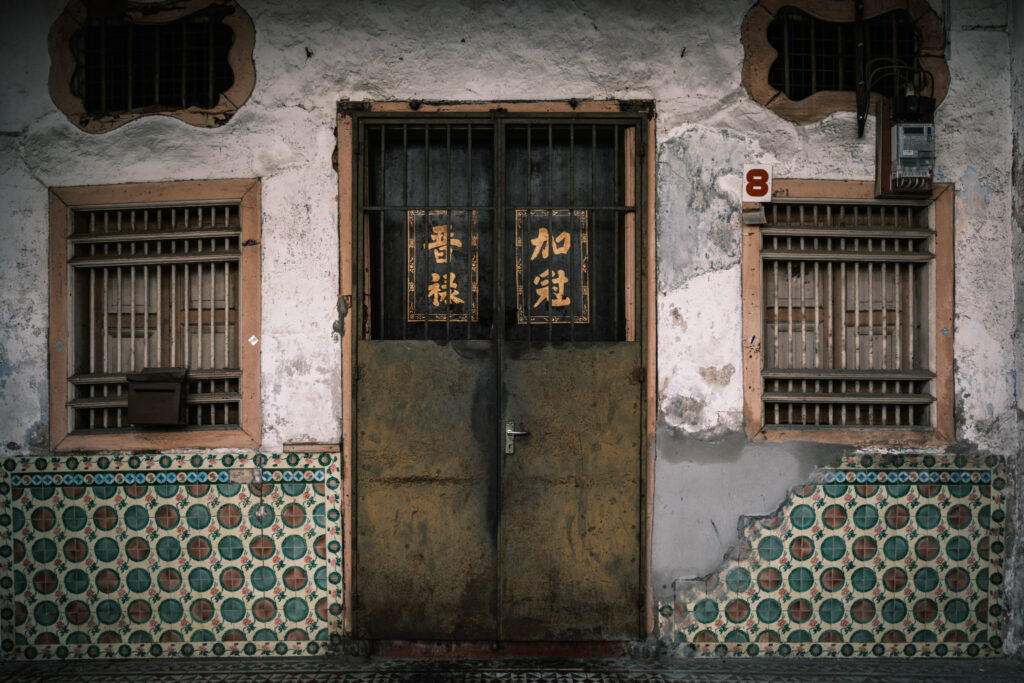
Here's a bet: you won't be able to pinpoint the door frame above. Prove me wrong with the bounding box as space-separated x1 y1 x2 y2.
336 99 658 642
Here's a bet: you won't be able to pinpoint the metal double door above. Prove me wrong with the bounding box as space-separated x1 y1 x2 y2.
352 116 644 641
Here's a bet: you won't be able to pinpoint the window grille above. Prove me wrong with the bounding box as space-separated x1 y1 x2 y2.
767 8 921 102
360 118 637 344
67 203 242 433
759 199 935 428
70 5 235 115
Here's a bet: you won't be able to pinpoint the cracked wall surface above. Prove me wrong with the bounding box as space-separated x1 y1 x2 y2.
0 0 1021 656
1006 0 1024 656
660 453 1008 658
650 6 1019 640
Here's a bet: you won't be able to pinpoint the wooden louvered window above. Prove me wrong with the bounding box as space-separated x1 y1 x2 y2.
49 179 261 451
742 180 953 445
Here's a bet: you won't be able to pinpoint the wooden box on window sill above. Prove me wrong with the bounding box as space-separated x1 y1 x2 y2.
127 368 187 426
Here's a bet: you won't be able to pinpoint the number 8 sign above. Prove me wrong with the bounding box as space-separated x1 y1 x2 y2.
742 164 772 202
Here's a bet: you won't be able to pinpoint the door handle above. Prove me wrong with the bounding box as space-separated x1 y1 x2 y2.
504 420 529 454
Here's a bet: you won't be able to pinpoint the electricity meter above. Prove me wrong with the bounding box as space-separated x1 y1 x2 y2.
876 98 935 196
891 123 934 190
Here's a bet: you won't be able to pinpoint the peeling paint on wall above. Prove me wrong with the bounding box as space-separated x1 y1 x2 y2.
1004 0 1024 655
956 166 996 219
699 364 735 387
656 128 757 292
0 0 1021 655
658 268 743 438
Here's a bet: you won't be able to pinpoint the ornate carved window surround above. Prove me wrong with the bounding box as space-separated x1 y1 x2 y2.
741 0 949 124
49 0 256 133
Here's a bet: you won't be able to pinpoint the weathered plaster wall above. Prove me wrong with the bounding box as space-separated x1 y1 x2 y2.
944 4 1016 452
1006 0 1024 656
0 0 1020 652
0 1 343 454
651 0 1018 610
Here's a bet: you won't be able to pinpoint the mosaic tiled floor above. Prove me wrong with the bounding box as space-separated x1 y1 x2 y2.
658 453 1007 658
2 656 1024 682
0 452 343 659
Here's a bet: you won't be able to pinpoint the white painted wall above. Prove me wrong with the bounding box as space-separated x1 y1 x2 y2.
1005 0 1024 656
0 0 1019 650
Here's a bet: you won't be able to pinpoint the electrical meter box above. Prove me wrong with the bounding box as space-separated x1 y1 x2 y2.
892 123 934 182
876 98 935 196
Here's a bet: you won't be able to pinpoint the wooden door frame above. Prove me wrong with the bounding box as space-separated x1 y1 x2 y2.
337 100 658 642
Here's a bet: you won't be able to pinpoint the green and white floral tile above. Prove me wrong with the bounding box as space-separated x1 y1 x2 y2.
0 452 343 659
659 453 1006 657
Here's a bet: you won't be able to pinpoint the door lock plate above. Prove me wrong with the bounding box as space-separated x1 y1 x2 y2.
504 420 529 454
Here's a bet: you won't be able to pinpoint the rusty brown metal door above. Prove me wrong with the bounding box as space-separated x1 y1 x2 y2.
355 340 500 639
499 343 642 640
353 116 644 642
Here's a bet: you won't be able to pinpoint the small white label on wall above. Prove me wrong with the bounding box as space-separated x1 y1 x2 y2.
248 335 260 346
742 164 773 202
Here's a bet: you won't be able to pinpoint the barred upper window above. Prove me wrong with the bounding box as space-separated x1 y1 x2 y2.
49 179 262 451
71 5 236 114
359 118 639 344
767 8 920 102
742 180 954 445
49 0 256 133
741 0 949 124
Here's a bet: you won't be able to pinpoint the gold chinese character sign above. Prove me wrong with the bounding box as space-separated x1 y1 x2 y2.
407 210 479 322
515 209 589 324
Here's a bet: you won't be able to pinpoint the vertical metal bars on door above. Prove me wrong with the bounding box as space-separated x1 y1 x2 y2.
361 121 495 342
361 117 639 344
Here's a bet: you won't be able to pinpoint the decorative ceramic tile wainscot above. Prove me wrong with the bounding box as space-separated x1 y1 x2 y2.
0 452 342 659
659 454 1007 658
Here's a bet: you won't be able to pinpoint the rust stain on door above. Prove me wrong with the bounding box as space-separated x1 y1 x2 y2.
500 342 642 640
354 340 499 640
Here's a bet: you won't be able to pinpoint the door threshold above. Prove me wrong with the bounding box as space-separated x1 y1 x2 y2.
369 640 629 658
